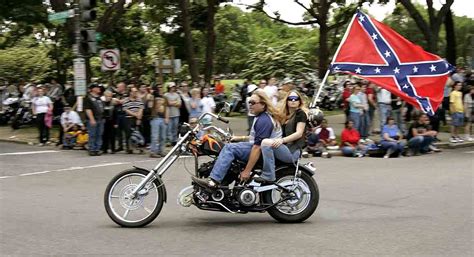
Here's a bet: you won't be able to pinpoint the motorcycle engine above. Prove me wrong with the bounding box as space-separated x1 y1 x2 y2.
237 189 257 206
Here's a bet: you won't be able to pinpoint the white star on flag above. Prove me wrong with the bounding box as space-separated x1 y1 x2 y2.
334 66 340 71
384 50 391 57
359 15 365 22
355 67 362 74
393 67 400 74
430 64 437 72
413 66 418 73
403 84 409 89
374 67 381 73
371 33 378 40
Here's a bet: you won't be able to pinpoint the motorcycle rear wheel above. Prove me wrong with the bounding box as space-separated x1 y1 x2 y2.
264 168 319 223
104 168 165 227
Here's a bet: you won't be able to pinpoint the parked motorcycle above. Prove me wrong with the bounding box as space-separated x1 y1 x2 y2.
104 111 319 227
0 97 19 125
11 100 34 129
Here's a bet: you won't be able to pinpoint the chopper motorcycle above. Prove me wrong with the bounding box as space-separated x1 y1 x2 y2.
104 111 319 227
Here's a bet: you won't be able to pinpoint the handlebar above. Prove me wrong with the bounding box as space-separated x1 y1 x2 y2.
217 116 229 124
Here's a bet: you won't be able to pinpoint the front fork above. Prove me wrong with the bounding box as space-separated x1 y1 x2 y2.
130 131 192 197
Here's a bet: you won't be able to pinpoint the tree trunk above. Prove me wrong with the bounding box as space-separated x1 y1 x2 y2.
318 24 329 79
444 9 456 65
204 0 217 84
178 0 199 83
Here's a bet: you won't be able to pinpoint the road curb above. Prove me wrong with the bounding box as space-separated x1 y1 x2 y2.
0 138 31 145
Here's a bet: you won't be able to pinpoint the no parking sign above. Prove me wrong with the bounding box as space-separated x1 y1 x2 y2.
100 49 120 71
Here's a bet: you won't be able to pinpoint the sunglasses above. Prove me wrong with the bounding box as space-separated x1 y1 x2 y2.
287 96 300 102
248 100 262 106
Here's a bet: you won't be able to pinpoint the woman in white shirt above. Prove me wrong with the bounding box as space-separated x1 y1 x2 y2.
32 88 53 146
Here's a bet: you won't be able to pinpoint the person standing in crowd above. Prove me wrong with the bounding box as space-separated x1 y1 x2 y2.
178 82 191 125
200 87 216 125
358 83 370 140
214 78 224 95
32 87 53 146
380 117 405 158
376 87 392 132
257 79 267 90
341 81 352 122
113 82 128 152
463 85 474 141
441 78 453 126
47 79 65 146
189 88 203 120
101 91 117 154
340 120 366 157
348 84 364 135
264 77 279 106
164 82 181 146
149 84 168 158
63 82 76 107
60 104 83 149
366 82 377 135
245 84 258 132
406 113 439 155
449 81 465 143
84 84 104 156
391 94 404 133
122 86 144 154
138 84 153 146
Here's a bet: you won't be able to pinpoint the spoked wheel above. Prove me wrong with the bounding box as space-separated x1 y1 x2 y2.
264 168 319 223
104 168 165 227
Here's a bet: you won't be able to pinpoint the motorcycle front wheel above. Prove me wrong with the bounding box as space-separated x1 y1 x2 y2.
264 168 319 223
104 168 165 227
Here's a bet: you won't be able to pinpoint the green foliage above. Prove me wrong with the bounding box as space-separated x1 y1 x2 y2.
241 42 312 79
0 38 53 81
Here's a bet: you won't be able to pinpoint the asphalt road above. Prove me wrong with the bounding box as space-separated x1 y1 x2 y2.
0 142 473 256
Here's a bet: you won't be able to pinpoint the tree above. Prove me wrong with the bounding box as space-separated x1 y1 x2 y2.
242 42 312 79
397 0 454 54
248 0 363 79
178 0 199 82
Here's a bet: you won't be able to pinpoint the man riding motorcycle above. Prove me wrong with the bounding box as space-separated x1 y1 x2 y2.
192 89 284 188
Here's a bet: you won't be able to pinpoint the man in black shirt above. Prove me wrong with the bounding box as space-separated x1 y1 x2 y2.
406 113 438 155
84 84 104 156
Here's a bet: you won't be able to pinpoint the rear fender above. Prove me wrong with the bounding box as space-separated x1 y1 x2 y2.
275 163 316 177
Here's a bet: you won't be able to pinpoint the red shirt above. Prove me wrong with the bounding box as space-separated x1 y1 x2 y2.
342 88 352 109
215 83 224 94
341 128 360 146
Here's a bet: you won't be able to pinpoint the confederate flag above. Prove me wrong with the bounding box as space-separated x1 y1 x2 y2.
330 10 455 115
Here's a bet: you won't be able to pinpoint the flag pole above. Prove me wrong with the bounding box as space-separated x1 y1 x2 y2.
309 10 360 108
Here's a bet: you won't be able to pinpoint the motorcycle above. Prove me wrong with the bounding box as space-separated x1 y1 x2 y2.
104 111 320 227
11 99 34 129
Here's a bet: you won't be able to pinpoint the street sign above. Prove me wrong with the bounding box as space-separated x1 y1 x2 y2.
95 32 102 41
48 9 74 22
73 58 86 80
74 80 87 96
155 59 181 74
100 49 121 71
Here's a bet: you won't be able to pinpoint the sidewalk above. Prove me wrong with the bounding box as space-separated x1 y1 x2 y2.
0 114 472 150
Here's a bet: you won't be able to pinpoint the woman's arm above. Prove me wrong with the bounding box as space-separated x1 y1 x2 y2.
272 122 305 148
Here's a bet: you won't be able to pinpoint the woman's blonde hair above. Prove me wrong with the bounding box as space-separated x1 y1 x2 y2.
279 90 309 122
252 89 285 125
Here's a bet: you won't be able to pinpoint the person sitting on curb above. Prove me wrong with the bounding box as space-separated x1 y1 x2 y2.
60 104 84 149
380 116 405 158
340 120 367 157
406 113 440 156
307 119 338 157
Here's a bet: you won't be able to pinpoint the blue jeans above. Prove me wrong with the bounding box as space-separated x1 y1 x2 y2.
87 119 104 152
380 140 405 155
392 109 405 133
341 145 367 157
210 142 253 182
261 144 300 181
150 117 166 154
167 116 179 144
408 135 434 153
378 103 392 130
350 112 361 133
359 111 370 139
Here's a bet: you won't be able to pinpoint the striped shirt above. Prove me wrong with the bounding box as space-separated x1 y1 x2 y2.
122 97 144 115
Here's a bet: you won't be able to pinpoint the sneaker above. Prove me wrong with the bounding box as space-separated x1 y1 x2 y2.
428 145 442 152
383 154 390 159
466 137 474 142
302 151 309 158
456 137 464 143
356 153 364 158
38 143 44 147
253 176 275 184
449 137 458 143
149 153 161 158
191 176 219 189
